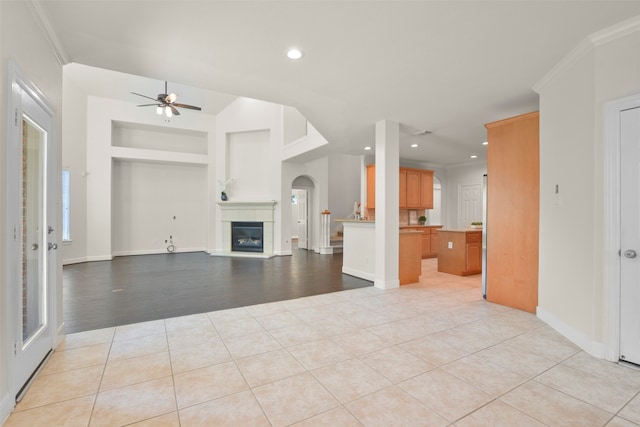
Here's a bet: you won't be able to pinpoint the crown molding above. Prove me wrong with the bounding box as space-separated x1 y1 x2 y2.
26 0 70 66
533 14 640 94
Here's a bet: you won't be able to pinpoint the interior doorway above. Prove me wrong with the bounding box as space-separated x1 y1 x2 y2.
292 175 315 251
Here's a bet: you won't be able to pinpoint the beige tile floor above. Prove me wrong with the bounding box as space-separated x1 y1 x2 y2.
6 259 640 427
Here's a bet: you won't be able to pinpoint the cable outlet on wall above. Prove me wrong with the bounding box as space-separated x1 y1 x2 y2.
448 241 453 249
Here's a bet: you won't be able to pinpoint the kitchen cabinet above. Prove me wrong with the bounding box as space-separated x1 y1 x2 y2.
485 111 539 313
420 170 434 208
399 230 422 285
406 169 421 208
366 165 434 210
400 225 442 258
399 169 407 208
437 229 482 276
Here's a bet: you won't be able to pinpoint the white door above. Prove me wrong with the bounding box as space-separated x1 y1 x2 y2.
458 183 482 228
297 190 308 249
7 69 56 400
620 106 640 366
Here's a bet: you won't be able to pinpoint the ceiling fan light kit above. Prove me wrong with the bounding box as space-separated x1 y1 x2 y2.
132 81 202 118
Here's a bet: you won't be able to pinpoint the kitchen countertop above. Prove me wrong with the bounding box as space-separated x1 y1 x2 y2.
438 228 482 232
399 224 443 228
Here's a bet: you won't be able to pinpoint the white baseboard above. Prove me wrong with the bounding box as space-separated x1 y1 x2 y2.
84 255 113 262
111 248 205 257
210 251 276 259
62 256 89 265
1 391 14 426
374 279 400 290
537 306 607 359
55 322 65 348
342 266 375 282
274 250 293 256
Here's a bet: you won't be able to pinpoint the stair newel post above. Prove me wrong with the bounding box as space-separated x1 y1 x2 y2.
320 210 333 255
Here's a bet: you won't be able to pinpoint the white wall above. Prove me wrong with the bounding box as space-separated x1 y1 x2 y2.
328 153 361 234
227 130 272 199
79 96 216 262
1 2 64 422
112 161 207 255
61 77 88 263
535 19 640 356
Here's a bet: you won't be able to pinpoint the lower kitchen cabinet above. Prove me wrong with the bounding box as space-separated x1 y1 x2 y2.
437 229 482 276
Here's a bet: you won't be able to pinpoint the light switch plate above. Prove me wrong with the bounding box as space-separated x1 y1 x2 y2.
448 242 453 249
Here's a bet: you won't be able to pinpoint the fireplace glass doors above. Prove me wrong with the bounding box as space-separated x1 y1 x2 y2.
231 222 264 253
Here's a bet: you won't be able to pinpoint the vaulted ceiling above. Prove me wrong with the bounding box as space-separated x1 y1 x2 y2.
38 1 640 166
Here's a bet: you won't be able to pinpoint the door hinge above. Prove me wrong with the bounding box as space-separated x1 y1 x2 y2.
14 340 17 356
14 108 19 126
13 226 17 241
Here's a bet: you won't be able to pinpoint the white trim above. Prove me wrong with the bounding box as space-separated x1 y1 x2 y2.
84 255 114 262
533 15 640 94
533 38 594 93
111 248 205 257
374 278 400 290
55 323 65 347
537 306 606 359
1 392 13 426
590 14 640 47
343 267 375 282
25 0 70 65
210 251 275 259
62 257 89 266
604 92 640 362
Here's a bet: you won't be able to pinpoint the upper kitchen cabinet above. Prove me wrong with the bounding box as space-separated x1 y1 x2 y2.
485 111 539 313
366 165 434 210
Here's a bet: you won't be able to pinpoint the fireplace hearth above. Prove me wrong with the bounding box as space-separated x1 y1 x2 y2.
231 222 264 253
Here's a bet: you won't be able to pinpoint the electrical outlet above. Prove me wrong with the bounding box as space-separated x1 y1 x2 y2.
448 241 453 249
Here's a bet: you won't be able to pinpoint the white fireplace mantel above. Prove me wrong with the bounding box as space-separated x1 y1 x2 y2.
215 200 277 258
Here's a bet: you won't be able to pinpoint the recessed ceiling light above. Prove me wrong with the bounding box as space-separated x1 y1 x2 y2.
287 48 303 59
470 155 478 159
411 144 418 148
482 141 488 145
364 146 372 151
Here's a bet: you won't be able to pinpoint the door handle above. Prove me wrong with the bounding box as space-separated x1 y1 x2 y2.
624 249 637 259
48 242 58 251
31 243 38 251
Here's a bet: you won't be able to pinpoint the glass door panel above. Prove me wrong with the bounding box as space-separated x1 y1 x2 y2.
21 116 47 347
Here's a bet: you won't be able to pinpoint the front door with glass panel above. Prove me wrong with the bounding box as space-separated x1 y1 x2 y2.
8 73 56 401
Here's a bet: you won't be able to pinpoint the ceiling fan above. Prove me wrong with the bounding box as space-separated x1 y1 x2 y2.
132 81 202 117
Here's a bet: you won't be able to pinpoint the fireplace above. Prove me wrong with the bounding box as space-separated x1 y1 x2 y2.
231 222 264 253
217 200 276 258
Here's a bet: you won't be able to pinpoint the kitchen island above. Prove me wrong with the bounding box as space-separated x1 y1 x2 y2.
437 229 482 276
336 220 423 285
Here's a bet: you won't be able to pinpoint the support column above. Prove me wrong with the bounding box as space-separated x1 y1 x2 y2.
374 120 400 289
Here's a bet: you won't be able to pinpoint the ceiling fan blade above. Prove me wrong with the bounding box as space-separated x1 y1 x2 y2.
131 92 158 101
173 103 202 111
169 105 180 116
136 103 161 107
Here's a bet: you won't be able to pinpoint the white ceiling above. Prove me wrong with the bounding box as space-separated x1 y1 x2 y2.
39 1 640 166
